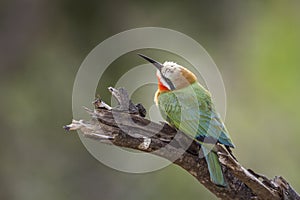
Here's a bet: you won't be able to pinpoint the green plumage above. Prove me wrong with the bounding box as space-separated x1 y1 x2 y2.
157 82 234 186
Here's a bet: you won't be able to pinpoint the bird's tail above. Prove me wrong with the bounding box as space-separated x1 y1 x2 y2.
201 145 226 187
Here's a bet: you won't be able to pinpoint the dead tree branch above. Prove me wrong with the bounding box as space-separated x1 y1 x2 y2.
64 87 300 200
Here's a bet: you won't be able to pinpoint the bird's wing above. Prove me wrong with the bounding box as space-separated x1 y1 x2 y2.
197 109 234 147
158 86 234 148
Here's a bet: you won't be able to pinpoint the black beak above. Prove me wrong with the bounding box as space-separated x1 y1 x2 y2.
137 53 163 71
137 53 175 90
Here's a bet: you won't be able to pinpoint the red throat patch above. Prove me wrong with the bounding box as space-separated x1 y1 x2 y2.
157 77 170 92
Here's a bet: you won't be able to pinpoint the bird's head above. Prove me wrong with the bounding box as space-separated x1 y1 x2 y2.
138 54 197 92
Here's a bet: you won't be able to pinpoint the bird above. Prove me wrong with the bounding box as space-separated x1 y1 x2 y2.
138 53 235 187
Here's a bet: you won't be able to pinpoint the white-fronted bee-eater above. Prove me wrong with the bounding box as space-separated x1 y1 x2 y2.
138 54 235 187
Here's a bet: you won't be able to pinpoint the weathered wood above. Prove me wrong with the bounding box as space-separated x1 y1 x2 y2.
64 87 299 200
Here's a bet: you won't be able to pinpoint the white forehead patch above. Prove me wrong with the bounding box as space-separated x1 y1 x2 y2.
163 61 178 67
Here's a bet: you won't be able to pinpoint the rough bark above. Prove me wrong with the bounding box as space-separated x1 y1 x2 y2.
64 87 300 200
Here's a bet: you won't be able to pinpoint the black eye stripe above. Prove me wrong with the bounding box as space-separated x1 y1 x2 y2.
161 75 175 90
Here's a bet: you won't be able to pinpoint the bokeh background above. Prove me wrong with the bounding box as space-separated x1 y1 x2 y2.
1 1 300 199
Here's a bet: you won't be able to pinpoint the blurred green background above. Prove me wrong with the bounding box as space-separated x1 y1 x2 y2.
1 1 300 199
